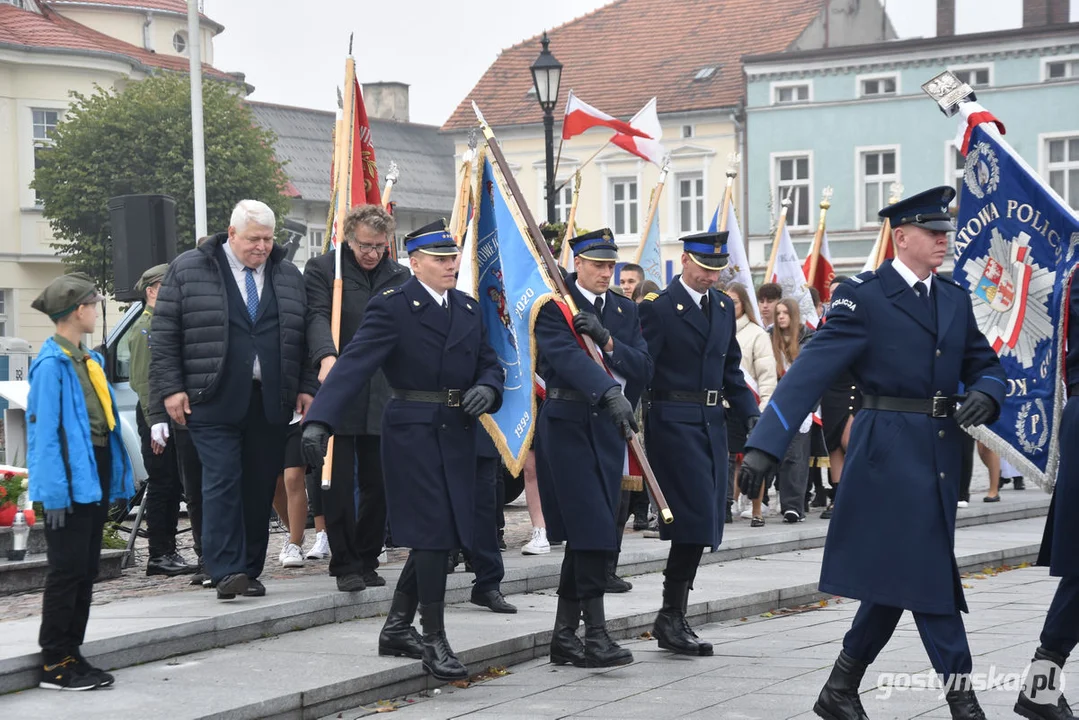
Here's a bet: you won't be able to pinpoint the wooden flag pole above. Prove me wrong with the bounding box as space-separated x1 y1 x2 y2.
558 170 582 266
764 195 792 282
874 219 892 268
806 187 834 291
321 55 358 490
450 142 476 245
633 159 669 265
381 161 399 208
472 102 674 525
718 153 740 233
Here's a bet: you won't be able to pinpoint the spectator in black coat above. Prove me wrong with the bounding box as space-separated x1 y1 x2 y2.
150 199 318 600
304 204 409 591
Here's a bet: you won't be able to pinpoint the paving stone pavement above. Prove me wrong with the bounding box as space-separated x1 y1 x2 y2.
353 565 1059 720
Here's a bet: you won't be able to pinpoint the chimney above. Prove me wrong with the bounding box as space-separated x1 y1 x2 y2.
937 0 956 37
362 82 409 122
1024 0 1071 26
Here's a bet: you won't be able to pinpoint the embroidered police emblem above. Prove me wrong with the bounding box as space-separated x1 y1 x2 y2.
961 230 1053 369
964 141 1000 200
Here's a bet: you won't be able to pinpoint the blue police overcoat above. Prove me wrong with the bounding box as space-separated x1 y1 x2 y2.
534 277 653 551
305 277 504 551
746 260 1006 614
639 278 759 549
1038 272 1079 577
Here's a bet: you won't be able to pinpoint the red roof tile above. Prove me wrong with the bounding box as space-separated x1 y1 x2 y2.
42 0 222 31
0 4 237 80
442 0 824 131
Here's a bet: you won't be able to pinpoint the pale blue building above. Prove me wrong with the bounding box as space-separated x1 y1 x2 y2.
742 19 1079 273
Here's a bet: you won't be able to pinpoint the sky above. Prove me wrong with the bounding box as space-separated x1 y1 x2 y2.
205 0 1079 127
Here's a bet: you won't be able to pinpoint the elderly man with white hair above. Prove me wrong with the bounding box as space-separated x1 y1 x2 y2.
150 200 317 600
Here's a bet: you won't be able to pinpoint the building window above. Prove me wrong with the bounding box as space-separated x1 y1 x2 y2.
952 67 991 88
1047 136 1079 210
32 109 60 206
1046 59 1079 81
949 145 965 202
0 290 9 337
860 75 898 97
307 229 325 257
774 83 810 104
610 178 638 235
676 173 705 233
1 0 26 7
681 125 694 139
553 183 574 222
173 30 188 54
860 149 898 226
775 155 810 228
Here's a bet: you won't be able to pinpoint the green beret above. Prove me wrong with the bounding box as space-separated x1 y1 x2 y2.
136 263 169 292
32 272 106 321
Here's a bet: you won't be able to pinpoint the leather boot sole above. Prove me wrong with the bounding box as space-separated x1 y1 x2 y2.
1013 699 1061 720
549 648 586 667
812 700 844 720
584 652 634 668
656 636 700 656
422 661 469 682
378 644 422 659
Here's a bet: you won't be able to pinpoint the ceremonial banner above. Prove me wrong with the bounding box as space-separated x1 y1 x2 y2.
326 76 380 249
771 223 820 327
804 229 835 302
710 202 761 322
636 208 663 287
953 105 1079 489
471 152 558 474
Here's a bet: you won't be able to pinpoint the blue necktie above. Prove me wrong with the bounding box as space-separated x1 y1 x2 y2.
244 267 259 321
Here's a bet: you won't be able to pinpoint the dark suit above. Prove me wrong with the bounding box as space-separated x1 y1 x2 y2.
746 260 1006 676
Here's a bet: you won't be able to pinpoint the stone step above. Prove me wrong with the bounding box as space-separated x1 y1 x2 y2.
0 516 1047 719
0 548 126 596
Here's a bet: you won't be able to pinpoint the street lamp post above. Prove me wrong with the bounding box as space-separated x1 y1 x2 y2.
530 31 563 224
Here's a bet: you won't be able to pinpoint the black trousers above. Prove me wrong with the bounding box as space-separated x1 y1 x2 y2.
39 445 110 662
136 405 184 557
844 602 972 679
557 546 607 601
959 432 975 503
172 425 203 558
187 389 287 582
1041 575 1079 657
615 490 631 551
466 456 505 592
629 490 649 520
323 434 386 577
395 549 449 605
664 543 705 586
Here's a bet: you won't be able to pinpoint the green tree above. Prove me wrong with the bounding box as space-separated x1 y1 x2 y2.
32 73 289 292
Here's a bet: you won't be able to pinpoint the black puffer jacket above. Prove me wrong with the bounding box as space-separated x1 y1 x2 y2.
305 246 409 435
148 233 318 424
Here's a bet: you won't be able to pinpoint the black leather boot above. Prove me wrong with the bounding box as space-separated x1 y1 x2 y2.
1015 647 1074 720
606 552 632 593
549 597 586 667
682 587 713 656
813 650 869 720
581 597 633 667
653 580 699 656
419 602 468 681
378 591 423 659
725 501 733 524
945 677 987 720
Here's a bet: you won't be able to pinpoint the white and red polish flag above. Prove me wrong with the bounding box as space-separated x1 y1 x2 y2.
562 90 648 140
771 223 820 329
611 98 666 167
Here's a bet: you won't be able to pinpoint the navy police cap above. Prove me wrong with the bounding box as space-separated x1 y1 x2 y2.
681 231 729 271
879 185 957 232
404 218 459 256
570 228 619 262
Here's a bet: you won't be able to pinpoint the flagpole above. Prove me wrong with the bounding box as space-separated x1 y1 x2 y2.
874 219 893 268
718 153 740 233
634 159 669 265
764 196 792 282
450 140 476 244
321 53 358 491
806 187 834 296
553 137 614 196
559 170 582 266
472 101 674 525
552 135 565 187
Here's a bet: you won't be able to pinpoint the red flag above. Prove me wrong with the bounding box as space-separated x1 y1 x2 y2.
610 98 666 167
562 90 648 140
351 78 380 206
803 229 836 302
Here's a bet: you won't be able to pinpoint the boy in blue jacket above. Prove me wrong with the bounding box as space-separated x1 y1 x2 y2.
28 273 134 691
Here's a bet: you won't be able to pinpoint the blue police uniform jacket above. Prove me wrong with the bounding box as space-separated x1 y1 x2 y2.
639 278 759 550
1038 271 1079 576
305 277 504 551
534 277 653 551
745 260 1006 615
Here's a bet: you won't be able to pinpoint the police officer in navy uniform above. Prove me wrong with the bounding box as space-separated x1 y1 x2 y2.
301 219 504 682
739 187 1005 720
464 428 517 614
535 228 653 668
638 231 759 656
1015 273 1079 720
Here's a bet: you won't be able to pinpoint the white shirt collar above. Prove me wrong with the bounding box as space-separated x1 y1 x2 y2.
678 275 705 306
418 279 449 306
575 280 607 309
890 256 932 294
223 238 267 275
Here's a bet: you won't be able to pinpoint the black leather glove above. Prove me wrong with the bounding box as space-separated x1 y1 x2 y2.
600 386 639 438
954 390 996 429
301 422 331 469
739 448 779 499
462 385 497 417
46 507 70 530
573 312 611 348
745 415 759 435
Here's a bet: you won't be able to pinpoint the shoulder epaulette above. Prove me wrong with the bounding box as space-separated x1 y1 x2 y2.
849 270 878 286
935 273 965 290
382 287 401 296
643 292 659 302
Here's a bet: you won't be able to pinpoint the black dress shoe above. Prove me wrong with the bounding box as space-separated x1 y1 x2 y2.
821 502 834 520
946 687 987 719
362 570 386 587
470 589 517 614
216 573 249 600
146 554 191 577
336 574 366 592
189 561 209 586
244 578 266 597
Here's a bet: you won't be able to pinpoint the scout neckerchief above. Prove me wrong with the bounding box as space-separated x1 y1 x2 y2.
59 345 116 432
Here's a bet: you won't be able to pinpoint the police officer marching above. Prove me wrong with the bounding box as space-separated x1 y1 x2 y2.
534 228 653 668
638 231 759 656
301 219 504 682
739 186 1006 720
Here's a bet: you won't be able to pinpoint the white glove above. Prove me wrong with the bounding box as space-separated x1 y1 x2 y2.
151 423 170 446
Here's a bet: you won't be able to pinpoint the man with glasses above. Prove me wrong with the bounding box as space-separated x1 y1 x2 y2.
304 204 409 592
